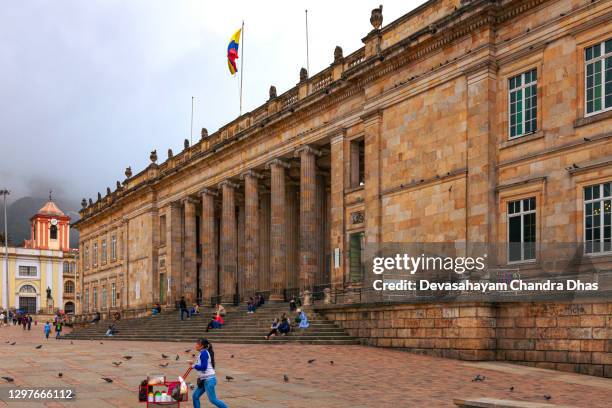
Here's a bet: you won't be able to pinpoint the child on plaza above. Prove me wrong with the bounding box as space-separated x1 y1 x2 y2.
55 321 62 339
44 321 51 339
188 338 228 408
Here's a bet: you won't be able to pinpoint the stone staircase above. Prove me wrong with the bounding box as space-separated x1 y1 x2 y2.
63 303 359 345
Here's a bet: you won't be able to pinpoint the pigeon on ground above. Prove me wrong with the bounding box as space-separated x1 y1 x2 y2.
122 356 133 360
70 341 74 345
191 354 195 358
1 376 14 383
4 341 9 343
161 354 169 359
230 354 234 358
544 395 552 400
35 345 42 349
10 342 16 345
225 376 234 382
472 374 485 382
509 386 514 392
159 363 169 368
283 374 289 383
330 361 334 365
101 378 113 383
100 342 103 345
308 359 316 364
58 373 63 378
112 362 122 366
184 349 191 353
175 355 179 361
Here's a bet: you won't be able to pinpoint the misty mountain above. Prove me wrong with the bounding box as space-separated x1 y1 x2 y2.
0 196 80 248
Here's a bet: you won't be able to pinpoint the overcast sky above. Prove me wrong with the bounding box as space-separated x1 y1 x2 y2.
0 0 424 207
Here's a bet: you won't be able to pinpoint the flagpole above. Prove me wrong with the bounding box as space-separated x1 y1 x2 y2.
190 96 194 145
305 10 310 74
239 20 245 116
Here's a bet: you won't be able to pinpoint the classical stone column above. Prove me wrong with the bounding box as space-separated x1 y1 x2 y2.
219 180 239 303
258 192 271 293
183 197 197 303
295 146 321 296
200 188 218 306
330 131 345 289
266 158 290 301
363 110 382 246
166 203 182 305
241 170 263 299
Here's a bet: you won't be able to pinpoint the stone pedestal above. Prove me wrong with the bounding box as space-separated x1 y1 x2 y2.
302 290 312 306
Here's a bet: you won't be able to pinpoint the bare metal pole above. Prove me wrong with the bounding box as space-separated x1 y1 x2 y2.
239 20 245 116
190 96 194 145
1 189 9 310
305 10 310 75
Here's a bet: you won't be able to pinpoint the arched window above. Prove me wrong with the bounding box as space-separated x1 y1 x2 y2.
20 284 37 294
64 281 75 294
64 301 75 314
50 225 58 240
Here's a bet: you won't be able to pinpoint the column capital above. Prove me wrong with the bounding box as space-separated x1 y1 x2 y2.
240 170 264 180
199 187 218 197
181 196 199 205
265 158 290 170
360 108 382 124
294 145 322 158
218 180 240 190
330 128 347 145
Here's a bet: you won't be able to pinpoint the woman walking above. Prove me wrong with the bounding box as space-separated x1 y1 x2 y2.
189 338 228 408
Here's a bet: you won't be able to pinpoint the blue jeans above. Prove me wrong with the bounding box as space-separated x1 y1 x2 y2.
180 309 190 320
192 377 228 408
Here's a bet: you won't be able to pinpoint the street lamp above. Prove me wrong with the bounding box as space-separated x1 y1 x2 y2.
0 189 9 310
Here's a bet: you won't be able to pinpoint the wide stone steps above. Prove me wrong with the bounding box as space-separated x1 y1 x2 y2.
64 303 359 345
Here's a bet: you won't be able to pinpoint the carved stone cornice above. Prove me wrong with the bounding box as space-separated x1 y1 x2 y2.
181 196 199 205
240 170 264 180
360 109 383 124
265 158 291 170
294 145 322 158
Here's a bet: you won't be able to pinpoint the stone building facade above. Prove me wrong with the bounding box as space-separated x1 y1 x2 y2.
74 0 611 322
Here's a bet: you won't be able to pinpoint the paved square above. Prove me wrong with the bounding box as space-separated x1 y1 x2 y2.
0 325 610 407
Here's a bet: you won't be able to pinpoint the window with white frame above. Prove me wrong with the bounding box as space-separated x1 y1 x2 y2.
18 265 37 277
92 242 98 267
101 239 107 264
584 182 611 254
509 69 537 138
585 39 612 115
111 282 116 308
508 197 536 262
63 262 70 274
111 235 116 261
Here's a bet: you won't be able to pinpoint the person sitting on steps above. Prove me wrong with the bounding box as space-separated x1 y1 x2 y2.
205 314 224 332
265 318 280 340
278 313 291 336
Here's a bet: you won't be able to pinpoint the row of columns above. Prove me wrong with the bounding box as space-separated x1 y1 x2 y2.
187 146 324 305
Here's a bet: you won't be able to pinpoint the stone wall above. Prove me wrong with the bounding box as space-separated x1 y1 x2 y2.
317 301 612 377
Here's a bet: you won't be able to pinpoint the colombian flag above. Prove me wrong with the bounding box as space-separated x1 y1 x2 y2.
227 28 241 75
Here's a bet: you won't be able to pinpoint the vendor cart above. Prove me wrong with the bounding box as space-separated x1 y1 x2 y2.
140 367 191 407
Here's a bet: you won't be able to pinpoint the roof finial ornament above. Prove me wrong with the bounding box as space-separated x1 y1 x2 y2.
334 46 344 63
370 5 383 30
300 67 308 82
49 190 53 201
184 139 189 150
201 128 208 139
125 166 132 178
269 85 277 100
81 198 87 209
150 150 158 163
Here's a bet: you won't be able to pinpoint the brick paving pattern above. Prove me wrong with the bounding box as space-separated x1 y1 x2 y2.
0 325 610 407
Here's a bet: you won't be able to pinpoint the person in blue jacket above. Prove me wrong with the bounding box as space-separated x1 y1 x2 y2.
189 338 228 408
43 321 51 339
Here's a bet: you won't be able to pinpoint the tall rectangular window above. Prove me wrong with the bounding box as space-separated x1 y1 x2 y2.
93 287 98 310
92 242 98 267
350 138 365 188
111 235 116 261
101 239 107 264
348 232 365 282
509 69 537 138
84 245 89 270
160 215 167 246
101 286 107 310
584 182 612 254
111 282 116 308
585 39 612 115
84 289 89 312
508 197 536 262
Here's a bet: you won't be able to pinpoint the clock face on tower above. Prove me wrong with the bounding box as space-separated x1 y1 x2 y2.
50 218 58 226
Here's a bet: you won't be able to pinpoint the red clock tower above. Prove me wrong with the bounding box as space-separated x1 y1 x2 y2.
24 197 71 251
